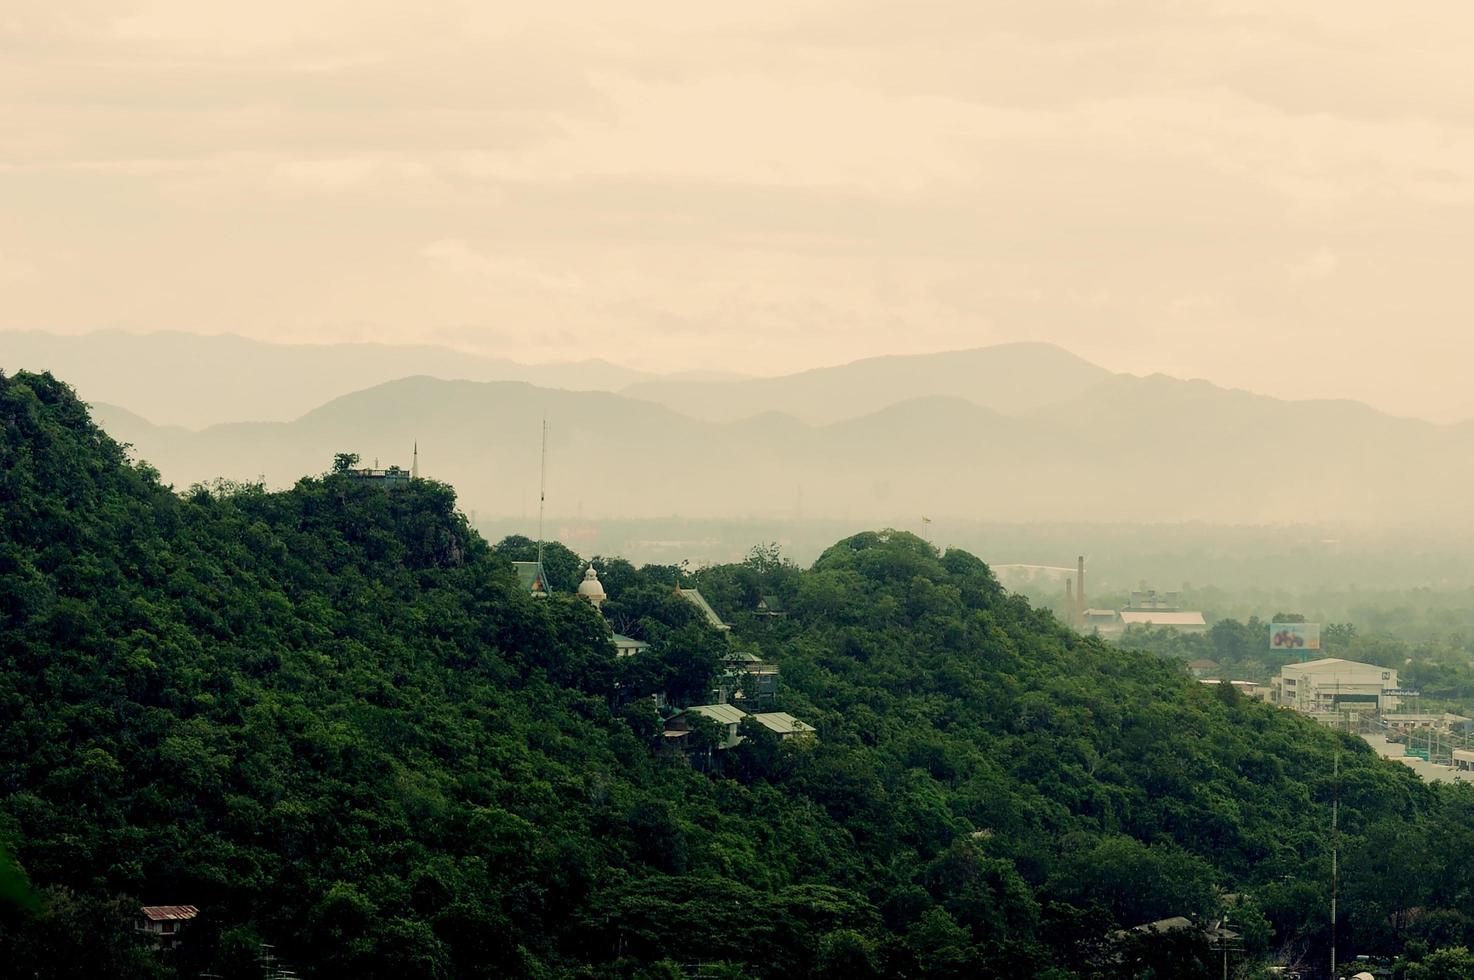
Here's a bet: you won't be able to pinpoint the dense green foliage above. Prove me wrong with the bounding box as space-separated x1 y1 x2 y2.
6 370 1474 977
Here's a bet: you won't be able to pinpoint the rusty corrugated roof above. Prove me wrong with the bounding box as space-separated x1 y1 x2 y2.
140 905 198 921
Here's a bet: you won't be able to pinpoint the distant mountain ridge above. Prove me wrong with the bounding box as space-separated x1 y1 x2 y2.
622 342 1111 424
91 370 1474 526
1 329 741 428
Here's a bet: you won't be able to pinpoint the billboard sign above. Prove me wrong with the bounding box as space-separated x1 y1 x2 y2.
1270 622 1321 651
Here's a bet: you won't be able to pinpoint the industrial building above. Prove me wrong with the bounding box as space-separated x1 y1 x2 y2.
1274 658 1401 714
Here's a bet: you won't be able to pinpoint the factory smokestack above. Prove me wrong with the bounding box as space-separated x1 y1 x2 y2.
1076 555 1086 629
1065 576 1074 611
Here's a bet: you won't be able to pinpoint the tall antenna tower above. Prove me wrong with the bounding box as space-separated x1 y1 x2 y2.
412 440 418 480
537 419 548 571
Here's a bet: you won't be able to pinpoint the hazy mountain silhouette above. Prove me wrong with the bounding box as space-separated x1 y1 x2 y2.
90 371 1474 526
3 329 743 428
621 342 1111 424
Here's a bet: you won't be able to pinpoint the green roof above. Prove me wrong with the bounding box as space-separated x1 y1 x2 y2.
677 588 730 630
511 561 548 596
750 712 816 736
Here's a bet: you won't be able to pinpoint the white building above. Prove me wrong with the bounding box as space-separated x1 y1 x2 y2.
1275 658 1400 714
1119 610 1208 633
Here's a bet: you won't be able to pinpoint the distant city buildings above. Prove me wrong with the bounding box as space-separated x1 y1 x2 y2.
1273 658 1401 714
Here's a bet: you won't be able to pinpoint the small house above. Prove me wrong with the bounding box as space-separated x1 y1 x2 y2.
136 906 198 946
711 651 779 707
755 595 787 619
612 633 651 657
1187 659 1220 679
666 703 747 749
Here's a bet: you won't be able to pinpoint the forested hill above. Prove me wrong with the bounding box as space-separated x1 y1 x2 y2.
2 369 1473 979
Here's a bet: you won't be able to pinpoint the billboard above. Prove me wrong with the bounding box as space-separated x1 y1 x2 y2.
1270 622 1321 651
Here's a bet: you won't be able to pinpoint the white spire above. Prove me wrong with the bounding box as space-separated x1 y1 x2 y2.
412 440 418 479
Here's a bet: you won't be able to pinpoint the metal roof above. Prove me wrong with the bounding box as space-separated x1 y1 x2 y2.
140 906 198 921
722 651 763 663
611 633 650 649
682 703 747 726
677 588 731 630
750 712 816 736
1119 611 1207 627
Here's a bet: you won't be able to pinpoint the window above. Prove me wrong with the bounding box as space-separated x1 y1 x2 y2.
162 922 175 934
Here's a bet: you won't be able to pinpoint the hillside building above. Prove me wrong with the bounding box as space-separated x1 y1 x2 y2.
1274 658 1401 714
749 712 817 740
710 651 779 707
344 464 411 487
677 587 731 631
135 906 197 947
612 633 650 657
754 595 787 619
512 561 550 598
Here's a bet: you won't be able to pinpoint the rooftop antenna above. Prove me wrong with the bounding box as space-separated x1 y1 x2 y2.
537 419 547 572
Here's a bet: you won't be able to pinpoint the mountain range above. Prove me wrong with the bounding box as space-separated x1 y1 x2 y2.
10 328 1467 525
0 329 742 428
84 367 1474 527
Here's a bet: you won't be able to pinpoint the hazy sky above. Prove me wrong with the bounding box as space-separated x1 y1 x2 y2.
4 1 1474 419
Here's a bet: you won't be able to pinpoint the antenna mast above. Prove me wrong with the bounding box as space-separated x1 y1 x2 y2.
537 419 547 571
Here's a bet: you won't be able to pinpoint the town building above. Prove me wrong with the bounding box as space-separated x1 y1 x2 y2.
1199 678 1270 702
1129 589 1180 610
1274 658 1401 714
135 906 198 947
1082 608 1123 636
1187 659 1221 679
1119 610 1208 633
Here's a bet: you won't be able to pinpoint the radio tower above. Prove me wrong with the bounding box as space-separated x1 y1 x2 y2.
537 420 548 571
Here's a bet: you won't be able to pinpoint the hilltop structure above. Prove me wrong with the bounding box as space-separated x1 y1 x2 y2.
512 560 550 598
576 565 606 610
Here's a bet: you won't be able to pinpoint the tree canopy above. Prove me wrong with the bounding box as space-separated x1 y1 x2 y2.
1 369 1472 977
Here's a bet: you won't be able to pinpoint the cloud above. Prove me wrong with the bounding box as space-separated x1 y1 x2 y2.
1289 247 1339 281
421 240 585 293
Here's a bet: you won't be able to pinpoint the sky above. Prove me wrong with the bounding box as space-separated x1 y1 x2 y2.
3 1 1474 420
